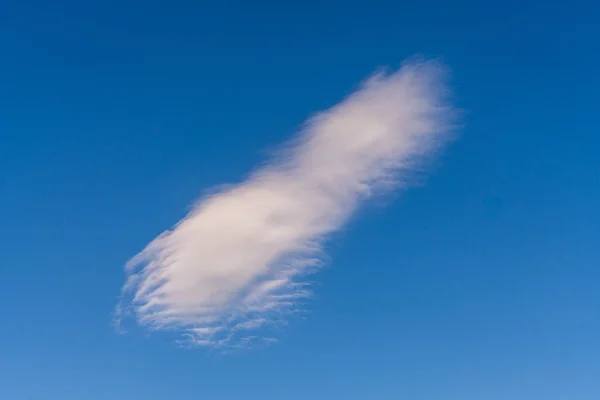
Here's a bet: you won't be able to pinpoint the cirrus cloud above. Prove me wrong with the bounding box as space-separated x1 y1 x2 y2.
116 59 455 349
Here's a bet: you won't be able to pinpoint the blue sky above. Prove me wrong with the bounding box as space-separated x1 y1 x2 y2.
1 0 599 399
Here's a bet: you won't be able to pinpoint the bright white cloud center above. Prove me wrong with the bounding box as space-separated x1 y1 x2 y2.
117 60 454 348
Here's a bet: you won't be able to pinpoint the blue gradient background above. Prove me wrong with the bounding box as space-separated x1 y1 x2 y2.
1 0 599 399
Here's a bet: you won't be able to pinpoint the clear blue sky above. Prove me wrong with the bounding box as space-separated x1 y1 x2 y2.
1 0 599 399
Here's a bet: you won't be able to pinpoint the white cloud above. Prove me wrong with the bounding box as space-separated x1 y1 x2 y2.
116 59 455 349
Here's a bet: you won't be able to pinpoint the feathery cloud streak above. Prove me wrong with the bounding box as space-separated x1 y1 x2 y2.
117 60 454 348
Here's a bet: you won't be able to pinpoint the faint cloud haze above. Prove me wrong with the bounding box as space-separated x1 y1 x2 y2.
116 59 455 349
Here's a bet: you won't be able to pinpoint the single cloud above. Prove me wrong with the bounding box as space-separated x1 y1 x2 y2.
116 59 455 349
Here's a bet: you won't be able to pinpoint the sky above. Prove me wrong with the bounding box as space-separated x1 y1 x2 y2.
1 0 599 399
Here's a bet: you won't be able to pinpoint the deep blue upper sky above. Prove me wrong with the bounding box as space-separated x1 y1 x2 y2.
1 1 599 399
